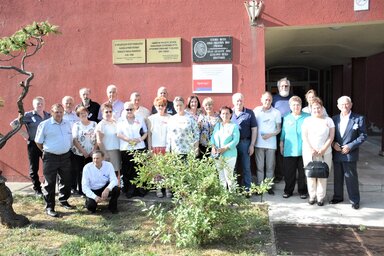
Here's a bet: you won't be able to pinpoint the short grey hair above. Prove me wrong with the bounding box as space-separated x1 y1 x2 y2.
337 96 352 104
106 84 117 92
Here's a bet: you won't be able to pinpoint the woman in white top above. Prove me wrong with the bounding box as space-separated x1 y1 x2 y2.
96 103 121 179
147 96 171 198
302 97 335 206
117 101 148 198
72 106 98 195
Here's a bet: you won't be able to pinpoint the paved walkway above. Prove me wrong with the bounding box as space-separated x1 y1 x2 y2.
260 136 384 228
6 136 384 229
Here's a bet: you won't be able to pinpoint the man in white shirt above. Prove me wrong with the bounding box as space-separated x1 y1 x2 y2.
82 150 120 214
98 84 124 121
253 91 281 195
62 96 79 127
130 92 151 119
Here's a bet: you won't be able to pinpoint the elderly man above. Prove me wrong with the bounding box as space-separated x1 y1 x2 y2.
82 150 120 214
253 91 281 195
76 87 100 123
62 96 79 127
272 77 293 183
231 93 257 196
151 86 176 115
10 96 50 196
130 92 151 119
98 84 124 121
330 96 367 210
35 103 74 217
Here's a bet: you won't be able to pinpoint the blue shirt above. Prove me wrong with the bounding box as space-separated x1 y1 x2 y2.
272 94 292 118
280 112 310 157
11 110 50 140
35 117 73 154
231 108 257 140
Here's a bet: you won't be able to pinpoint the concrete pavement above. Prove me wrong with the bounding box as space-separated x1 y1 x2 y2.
6 136 384 228
262 135 384 228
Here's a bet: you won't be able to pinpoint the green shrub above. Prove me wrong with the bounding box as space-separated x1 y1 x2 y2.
133 151 272 248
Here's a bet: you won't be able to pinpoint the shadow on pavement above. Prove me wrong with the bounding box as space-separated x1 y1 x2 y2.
274 223 384 255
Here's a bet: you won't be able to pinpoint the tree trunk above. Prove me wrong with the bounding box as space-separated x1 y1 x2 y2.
0 172 29 228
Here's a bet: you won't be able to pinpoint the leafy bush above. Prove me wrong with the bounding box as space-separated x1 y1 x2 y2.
133 151 272 248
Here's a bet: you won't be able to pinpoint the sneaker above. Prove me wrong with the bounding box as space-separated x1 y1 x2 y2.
156 189 164 198
267 189 275 195
165 189 172 198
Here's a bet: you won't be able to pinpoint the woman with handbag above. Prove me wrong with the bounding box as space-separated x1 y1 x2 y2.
302 97 335 206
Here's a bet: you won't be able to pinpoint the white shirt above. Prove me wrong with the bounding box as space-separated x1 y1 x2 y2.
82 160 118 200
148 113 170 147
95 120 120 150
98 99 125 121
339 112 351 138
63 111 79 128
117 116 147 151
253 106 281 149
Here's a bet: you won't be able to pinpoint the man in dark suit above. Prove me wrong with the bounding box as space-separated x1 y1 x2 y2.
330 96 367 210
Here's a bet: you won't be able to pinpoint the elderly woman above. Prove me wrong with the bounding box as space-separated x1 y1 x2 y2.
147 96 171 198
280 96 310 199
210 106 240 190
166 96 200 157
72 106 98 195
117 101 148 198
302 97 335 206
185 95 202 121
302 89 328 117
197 97 220 157
95 103 121 180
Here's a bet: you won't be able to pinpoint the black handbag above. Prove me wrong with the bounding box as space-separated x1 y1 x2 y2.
304 161 329 178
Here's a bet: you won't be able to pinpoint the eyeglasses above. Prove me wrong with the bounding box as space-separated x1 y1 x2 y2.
126 108 133 112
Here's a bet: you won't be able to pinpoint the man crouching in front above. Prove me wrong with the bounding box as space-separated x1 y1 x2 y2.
82 150 120 214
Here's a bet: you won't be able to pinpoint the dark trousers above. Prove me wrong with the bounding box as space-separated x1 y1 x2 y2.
71 154 91 193
42 151 72 209
27 141 43 191
333 161 360 204
85 185 120 212
121 149 146 196
274 136 284 180
283 156 307 195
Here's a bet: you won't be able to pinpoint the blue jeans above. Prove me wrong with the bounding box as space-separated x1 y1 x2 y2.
236 139 252 190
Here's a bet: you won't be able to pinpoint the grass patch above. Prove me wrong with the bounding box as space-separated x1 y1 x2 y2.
0 194 271 255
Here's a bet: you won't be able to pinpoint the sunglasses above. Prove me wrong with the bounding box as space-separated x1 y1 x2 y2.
104 110 112 113
126 108 133 112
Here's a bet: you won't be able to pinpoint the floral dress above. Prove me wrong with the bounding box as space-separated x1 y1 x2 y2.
198 114 220 147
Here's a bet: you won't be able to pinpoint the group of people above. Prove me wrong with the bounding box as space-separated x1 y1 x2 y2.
12 78 367 217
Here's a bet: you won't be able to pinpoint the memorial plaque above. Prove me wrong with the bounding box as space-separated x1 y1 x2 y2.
112 39 146 64
147 37 181 63
192 36 232 62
